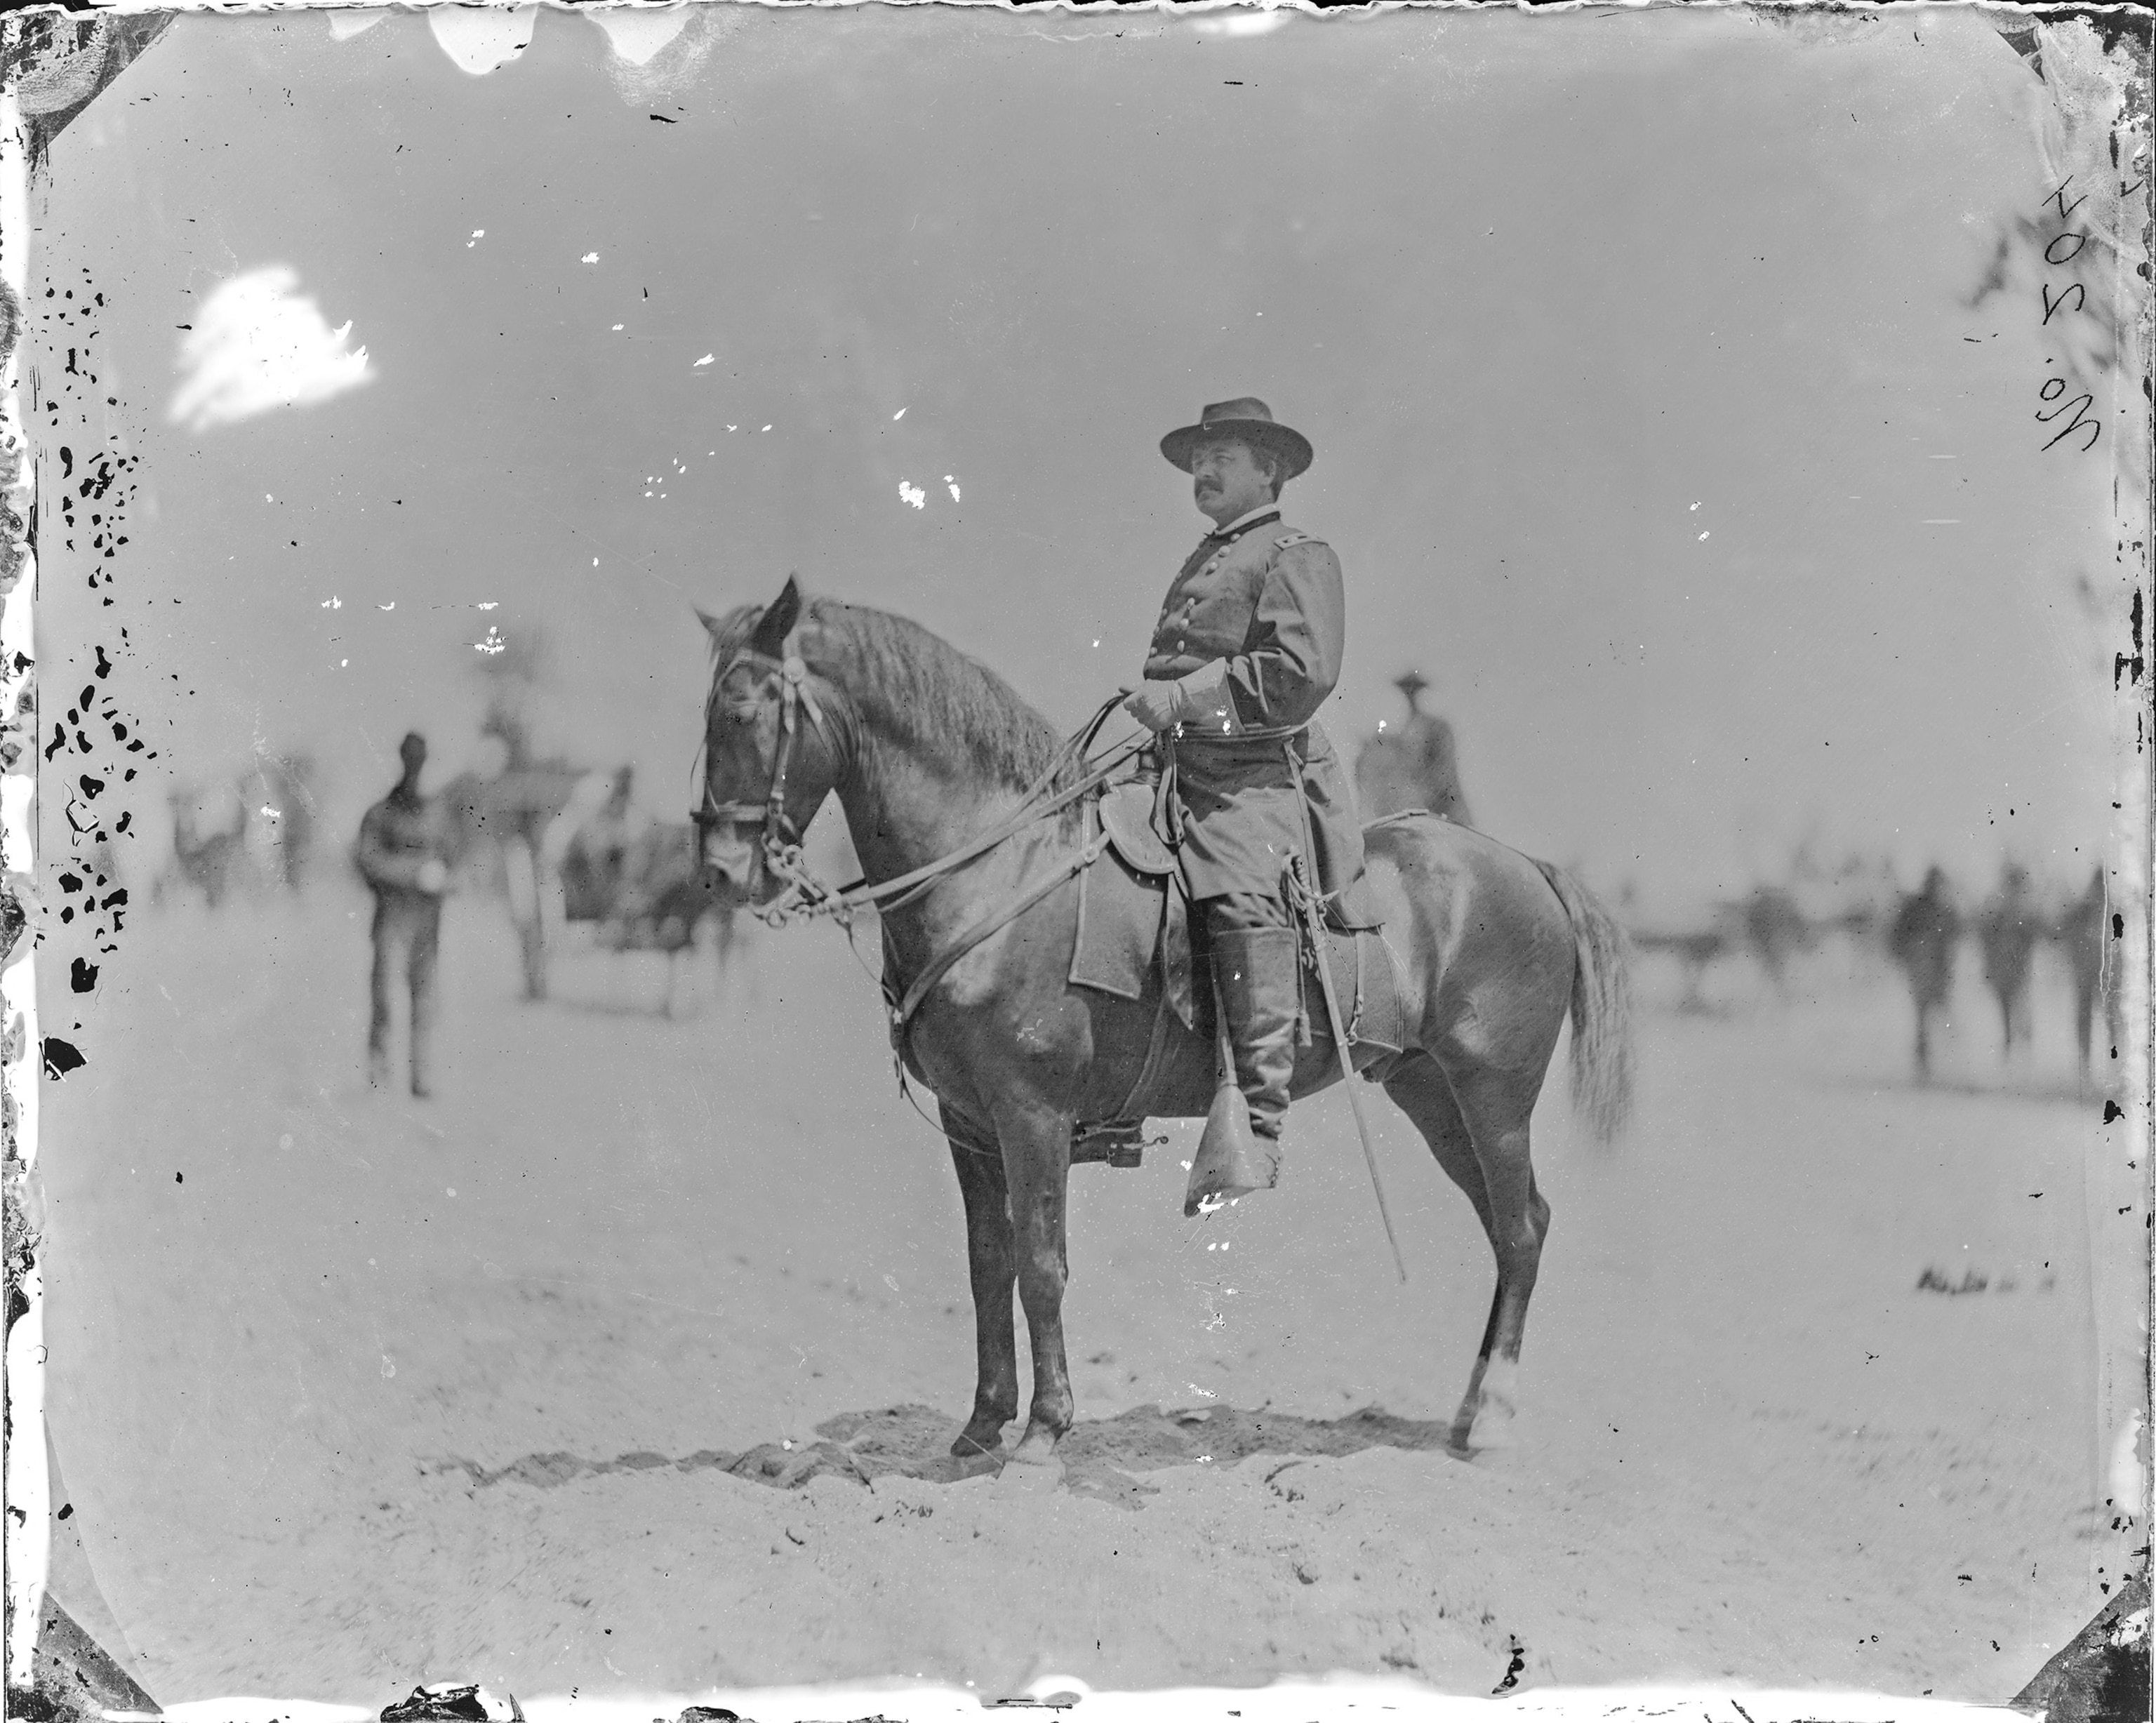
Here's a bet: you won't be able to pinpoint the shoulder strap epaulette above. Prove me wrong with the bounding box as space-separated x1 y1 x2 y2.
1274 530 1315 550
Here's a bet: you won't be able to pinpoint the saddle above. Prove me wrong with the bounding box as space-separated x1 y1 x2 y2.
1067 782 1408 1166
1096 780 1380 932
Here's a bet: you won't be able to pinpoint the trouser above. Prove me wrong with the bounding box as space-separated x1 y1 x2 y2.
368 896 441 1095
1196 891 1303 1141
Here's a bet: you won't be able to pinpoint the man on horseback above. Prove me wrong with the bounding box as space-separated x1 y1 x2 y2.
1122 398 1369 1206
1357 670 1473 827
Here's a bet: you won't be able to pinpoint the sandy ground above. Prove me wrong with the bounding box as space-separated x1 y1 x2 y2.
31 884 2147 1707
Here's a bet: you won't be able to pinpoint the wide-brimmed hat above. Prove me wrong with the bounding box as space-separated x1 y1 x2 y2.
1160 397 1314 481
1393 670 1431 698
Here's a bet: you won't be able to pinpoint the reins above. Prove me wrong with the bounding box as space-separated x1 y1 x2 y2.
694 636 1145 1042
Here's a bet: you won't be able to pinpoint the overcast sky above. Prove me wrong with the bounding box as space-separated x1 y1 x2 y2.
34 4 2122 914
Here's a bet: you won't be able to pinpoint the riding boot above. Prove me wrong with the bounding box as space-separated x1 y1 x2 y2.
1183 926 1303 1215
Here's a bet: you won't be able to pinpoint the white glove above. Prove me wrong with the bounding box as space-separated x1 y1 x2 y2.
416 860 449 896
1122 681 1186 734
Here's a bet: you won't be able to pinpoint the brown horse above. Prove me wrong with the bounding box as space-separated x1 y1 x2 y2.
696 580 1634 1463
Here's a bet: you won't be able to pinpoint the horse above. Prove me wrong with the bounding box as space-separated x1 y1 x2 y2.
596 822 741 1017
695 579 1635 1464
1886 868 1960 1083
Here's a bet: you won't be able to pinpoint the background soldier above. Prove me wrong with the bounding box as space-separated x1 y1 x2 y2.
356 731 453 1097
1887 865 1960 1084
1122 398 1371 1207
1355 668 1473 826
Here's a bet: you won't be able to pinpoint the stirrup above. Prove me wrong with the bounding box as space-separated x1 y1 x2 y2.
1183 1082 1281 1216
1072 1118 1148 1169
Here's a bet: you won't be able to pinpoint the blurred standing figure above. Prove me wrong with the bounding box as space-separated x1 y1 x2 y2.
1355 670 1472 826
357 732 453 1097
2058 865 2116 1093
1977 862 2040 1063
1886 866 1959 1083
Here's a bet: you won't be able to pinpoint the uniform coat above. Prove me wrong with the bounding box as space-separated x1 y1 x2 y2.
1142 507 1368 908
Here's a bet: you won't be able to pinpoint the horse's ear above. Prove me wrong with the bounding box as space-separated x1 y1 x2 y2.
749 575 804 658
696 606 728 646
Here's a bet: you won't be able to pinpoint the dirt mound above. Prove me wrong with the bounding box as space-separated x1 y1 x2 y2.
430 1400 1465 1511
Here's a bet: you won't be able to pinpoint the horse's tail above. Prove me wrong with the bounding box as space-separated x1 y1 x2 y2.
1533 860 1636 1145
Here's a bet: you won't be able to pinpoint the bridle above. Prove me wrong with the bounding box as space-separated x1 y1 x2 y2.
693 621 1147 951
691 625 841 924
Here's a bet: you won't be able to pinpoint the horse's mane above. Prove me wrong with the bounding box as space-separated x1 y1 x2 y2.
707 592 1067 793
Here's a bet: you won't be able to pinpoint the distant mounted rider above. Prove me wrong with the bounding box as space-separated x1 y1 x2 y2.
1121 398 1370 1206
1357 668 1472 827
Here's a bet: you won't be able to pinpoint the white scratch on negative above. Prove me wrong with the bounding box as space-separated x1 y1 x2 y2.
694 354 715 367
1922 519 1962 525
899 481 926 510
467 229 485 248
321 597 340 609
893 407 907 420
582 252 599 264
945 474 960 501
1697 531 1709 541
612 324 625 332
377 601 394 611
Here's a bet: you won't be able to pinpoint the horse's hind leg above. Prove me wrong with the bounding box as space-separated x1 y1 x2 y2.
1383 1053 1548 1451
944 1109 1020 1458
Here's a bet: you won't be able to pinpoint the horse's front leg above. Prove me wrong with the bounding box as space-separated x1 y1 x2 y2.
945 1107 1018 1458
998 1098 1077 1465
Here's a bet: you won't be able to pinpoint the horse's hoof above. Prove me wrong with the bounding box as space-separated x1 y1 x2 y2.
1006 1424 1065 1468
950 1425 1006 1461
998 1430 1066 1490
1454 1385 1519 1453
1453 1361 1519 1454
1466 1402 1518 1451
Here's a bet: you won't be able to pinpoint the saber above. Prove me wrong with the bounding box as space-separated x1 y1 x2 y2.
1288 849 1409 1285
